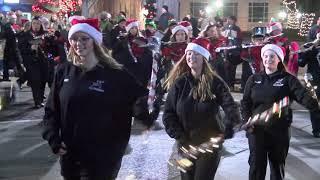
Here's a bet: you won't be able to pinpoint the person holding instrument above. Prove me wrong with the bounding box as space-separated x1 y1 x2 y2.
163 38 240 180
241 44 320 180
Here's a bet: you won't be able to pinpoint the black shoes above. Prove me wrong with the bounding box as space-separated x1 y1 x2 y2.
313 132 320 138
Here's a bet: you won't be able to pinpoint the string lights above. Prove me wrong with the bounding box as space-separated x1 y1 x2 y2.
298 13 315 36
282 0 315 36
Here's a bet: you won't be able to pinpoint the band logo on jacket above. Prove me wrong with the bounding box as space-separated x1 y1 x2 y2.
273 78 284 87
88 80 105 93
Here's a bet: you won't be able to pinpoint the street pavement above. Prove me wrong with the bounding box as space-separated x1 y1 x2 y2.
0 81 320 180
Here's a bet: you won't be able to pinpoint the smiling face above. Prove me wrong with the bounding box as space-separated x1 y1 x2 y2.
186 50 204 73
262 50 281 73
70 32 94 58
31 19 42 32
129 26 138 36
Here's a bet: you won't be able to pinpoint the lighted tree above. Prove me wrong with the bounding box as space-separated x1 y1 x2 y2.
32 0 59 14
144 0 157 20
59 0 82 15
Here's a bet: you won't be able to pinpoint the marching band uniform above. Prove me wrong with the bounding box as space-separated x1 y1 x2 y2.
223 17 242 89
112 19 153 125
298 41 320 137
150 25 189 121
18 16 54 108
239 27 265 92
241 44 319 180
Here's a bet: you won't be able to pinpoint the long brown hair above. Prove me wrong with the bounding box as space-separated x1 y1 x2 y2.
164 54 220 101
68 41 122 70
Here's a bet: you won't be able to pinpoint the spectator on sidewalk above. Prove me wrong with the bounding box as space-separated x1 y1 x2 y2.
241 44 320 180
42 18 152 180
158 5 174 32
308 16 320 41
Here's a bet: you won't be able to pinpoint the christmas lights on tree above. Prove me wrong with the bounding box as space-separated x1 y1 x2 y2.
32 0 59 14
282 0 315 36
298 13 315 36
59 0 82 15
143 0 157 20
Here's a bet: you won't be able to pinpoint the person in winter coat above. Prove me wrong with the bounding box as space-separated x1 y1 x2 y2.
163 38 241 180
42 18 152 180
241 44 320 180
298 37 320 138
18 16 50 108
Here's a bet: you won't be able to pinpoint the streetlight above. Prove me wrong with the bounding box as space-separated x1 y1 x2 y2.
205 6 213 14
215 0 224 9
278 11 287 20
296 12 302 19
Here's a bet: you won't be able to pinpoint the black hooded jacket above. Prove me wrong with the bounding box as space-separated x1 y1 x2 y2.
241 70 319 134
162 73 241 146
42 61 148 176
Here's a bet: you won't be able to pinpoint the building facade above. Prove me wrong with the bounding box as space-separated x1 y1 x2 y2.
180 0 283 31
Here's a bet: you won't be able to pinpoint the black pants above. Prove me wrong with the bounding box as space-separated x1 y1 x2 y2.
241 61 253 92
180 150 221 180
224 60 237 88
247 129 290 180
2 54 24 80
310 87 320 134
30 81 46 105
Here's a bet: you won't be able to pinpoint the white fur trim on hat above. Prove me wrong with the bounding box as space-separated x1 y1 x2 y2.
266 22 282 34
68 23 103 44
185 42 211 61
126 21 139 32
171 25 189 36
261 44 284 62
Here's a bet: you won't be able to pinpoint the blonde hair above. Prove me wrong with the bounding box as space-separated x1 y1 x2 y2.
164 54 219 101
68 41 122 70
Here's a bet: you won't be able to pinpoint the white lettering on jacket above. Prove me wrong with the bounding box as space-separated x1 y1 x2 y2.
88 80 105 93
273 78 284 87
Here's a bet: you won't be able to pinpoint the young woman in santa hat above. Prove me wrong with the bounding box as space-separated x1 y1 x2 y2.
241 44 319 180
42 18 152 180
149 24 190 122
163 38 241 180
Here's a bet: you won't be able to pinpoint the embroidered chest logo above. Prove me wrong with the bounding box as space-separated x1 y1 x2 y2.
88 80 105 93
273 78 284 87
254 80 262 84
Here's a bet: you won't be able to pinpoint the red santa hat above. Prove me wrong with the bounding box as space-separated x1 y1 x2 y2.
266 22 282 34
261 44 285 62
179 21 192 31
68 15 86 23
68 18 102 44
185 38 212 61
171 25 189 36
126 19 139 32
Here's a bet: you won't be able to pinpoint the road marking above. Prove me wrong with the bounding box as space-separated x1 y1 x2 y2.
19 141 47 157
0 119 42 124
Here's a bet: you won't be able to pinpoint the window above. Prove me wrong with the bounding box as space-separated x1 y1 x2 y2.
190 2 208 18
248 2 268 22
223 2 238 18
4 0 19 3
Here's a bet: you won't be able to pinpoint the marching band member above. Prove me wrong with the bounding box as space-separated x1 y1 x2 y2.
42 18 151 180
223 16 242 90
241 44 319 180
179 20 194 40
150 23 189 123
198 23 227 80
111 19 154 126
18 16 56 108
298 32 320 137
239 27 265 92
161 19 177 44
163 38 240 180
